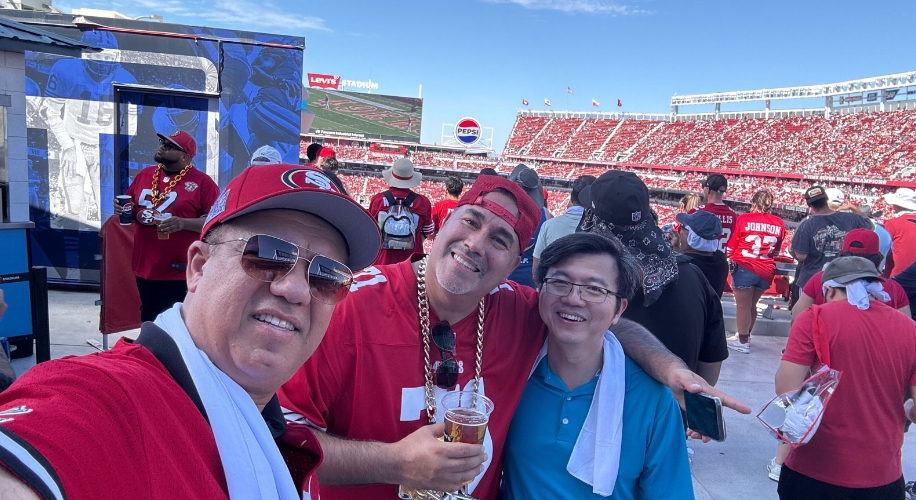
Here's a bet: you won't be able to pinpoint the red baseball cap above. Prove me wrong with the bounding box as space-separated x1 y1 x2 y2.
202 164 380 270
319 147 336 158
455 175 540 249
157 130 197 159
841 228 880 255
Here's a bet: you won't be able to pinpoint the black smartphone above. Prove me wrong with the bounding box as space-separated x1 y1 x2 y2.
685 392 727 442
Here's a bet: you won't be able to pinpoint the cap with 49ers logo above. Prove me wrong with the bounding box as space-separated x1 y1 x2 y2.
202 164 380 269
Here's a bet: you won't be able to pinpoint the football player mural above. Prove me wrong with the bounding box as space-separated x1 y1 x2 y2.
16 13 304 282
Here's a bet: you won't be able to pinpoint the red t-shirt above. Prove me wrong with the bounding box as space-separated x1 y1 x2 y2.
431 198 458 234
783 301 916 488
726 212 785 284
697 203 738 253
369 188 434 265
279 258 547 500
802 270 910 309
884 214 916 277
126 165 220 280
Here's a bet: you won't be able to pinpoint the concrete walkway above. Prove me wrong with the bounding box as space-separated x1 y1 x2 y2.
8 290 916 499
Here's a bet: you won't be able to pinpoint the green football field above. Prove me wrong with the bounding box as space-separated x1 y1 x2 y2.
306 89 422 140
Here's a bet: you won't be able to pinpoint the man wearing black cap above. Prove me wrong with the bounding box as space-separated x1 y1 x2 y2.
694 174 737 254
507 164 550 288
674 210 729 297
113 130 220 322
777 256 916 499
790 185 870 306
578 171 727 385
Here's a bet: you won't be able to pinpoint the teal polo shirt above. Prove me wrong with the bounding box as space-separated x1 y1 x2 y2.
499 356 694 500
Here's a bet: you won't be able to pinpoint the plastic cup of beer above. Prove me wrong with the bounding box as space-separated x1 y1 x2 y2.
441 391 494 445
153 213 172 240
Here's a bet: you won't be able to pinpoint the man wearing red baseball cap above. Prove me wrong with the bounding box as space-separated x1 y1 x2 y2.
113 130 220 322
279 174 751 500
0 164 381 499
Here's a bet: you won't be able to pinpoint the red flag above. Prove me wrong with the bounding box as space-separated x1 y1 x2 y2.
591 99 599 107
522 99 529 106
567 87 573 94
617 99 622 107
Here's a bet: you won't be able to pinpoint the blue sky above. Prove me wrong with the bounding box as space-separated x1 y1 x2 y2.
54 0 916 152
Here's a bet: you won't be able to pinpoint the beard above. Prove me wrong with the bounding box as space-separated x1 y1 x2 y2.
434 244 485 295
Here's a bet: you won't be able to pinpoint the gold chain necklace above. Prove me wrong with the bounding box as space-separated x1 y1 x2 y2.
150 163 193 207
417 256 485 425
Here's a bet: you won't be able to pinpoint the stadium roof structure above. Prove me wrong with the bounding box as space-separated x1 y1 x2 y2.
0 14 99 56
671 71 916 106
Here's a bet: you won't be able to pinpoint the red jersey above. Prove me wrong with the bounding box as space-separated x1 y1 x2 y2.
126 165 220 280
696 203 738 253
0 334 322 499
726 212 785 284
279 257 547 500
431 198 459 233
803 269 910 309
369 188 434 265
784 301 916 488
884 213 916 277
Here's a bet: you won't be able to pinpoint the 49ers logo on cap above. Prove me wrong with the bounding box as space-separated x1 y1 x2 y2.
281 169 338 193
454 117 482 146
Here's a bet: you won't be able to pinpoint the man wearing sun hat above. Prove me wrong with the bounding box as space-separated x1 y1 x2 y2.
883 188 916 277
369 157 435 265
0 164 381 499
777 256 916 499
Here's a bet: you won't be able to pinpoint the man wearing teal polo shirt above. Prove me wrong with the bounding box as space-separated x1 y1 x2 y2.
500 232 693 499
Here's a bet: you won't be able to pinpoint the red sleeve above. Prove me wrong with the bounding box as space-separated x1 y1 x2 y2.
278 314 353 432
368 193 384 222
888 279 910 308
726 215 742 254
417 196 434 236
771 220 786 256
783 309 817 367
802 273 821 300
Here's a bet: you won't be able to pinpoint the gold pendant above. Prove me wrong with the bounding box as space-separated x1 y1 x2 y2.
397 486 478 500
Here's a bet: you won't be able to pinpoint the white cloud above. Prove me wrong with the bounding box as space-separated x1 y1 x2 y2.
64 0 330 32
485 0 649 15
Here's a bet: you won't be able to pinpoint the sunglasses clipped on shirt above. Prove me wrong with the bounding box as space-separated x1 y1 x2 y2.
432 321 459 389
208 234 354 305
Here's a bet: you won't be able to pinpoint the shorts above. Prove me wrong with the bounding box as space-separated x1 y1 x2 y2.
777 465 904 500
731 265 770 290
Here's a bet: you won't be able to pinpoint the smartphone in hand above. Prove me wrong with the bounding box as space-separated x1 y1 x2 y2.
685 392 727 442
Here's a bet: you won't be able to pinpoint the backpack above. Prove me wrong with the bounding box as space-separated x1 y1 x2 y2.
379 191 419 250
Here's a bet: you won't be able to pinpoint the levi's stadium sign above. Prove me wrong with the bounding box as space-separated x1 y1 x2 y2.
454 117 482 146
307 73 379 91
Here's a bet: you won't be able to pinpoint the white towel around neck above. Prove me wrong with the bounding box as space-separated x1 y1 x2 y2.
529 330 626 496
154 304 299 500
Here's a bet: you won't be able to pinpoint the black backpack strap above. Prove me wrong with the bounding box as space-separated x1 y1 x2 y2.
383 190 396 206
403 191 419 207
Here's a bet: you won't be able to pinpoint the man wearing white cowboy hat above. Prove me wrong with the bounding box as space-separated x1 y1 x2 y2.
883 187 916 278
369 157 435 265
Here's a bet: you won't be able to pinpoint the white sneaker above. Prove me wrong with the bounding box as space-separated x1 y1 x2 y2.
726 333 750 354
767 458 782 482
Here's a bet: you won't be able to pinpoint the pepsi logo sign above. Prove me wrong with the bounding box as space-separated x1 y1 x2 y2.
454 117 482 146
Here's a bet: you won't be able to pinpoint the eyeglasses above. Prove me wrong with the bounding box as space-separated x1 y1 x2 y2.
432 321 458 389
541 277 620 304
158 138 183 152
208 234 353 305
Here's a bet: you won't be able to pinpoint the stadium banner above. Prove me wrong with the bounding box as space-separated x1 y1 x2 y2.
302 87 422 143
10 10 304 283
836 93 864 105
885 89 900 100
866 92 879 102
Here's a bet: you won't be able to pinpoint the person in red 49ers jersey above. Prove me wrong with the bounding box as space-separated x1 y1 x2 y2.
278 175 752 500
696 174 738 254
726 190 786 354
113 131 220 322
431 175 464 234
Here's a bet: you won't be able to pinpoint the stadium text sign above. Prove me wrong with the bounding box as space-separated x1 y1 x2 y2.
308 73 341 89
454 117 482 146
307 73 379 91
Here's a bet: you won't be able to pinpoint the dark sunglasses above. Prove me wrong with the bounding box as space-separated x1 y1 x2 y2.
158 138 184 152
208 234 353 305
432 321 458 389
